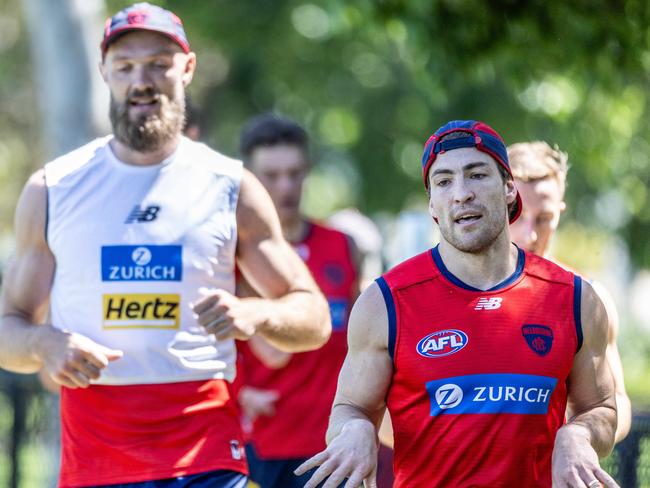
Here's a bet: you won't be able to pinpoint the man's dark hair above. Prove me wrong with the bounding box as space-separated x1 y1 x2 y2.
240 113 308 161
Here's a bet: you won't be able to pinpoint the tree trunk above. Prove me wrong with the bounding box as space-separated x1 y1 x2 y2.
23 0 108 158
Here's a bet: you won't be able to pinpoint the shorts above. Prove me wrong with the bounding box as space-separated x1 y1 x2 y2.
246 445 345 488
85 469 248 488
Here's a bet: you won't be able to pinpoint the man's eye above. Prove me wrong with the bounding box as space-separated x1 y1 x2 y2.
470 173 486 179
116 64 131 72
436 180 450 187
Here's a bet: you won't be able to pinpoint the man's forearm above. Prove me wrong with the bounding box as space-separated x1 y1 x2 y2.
0 314 50 373
253 290 331 352
566 405 617 457
326 403 380 445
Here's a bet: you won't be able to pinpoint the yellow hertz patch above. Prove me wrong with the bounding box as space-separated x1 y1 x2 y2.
102 294 180 329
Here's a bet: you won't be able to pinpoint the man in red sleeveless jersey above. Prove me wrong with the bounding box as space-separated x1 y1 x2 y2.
508 141 631 444
234 114 373 488
297 120 619 488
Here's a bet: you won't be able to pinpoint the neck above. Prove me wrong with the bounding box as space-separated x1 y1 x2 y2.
282 216 309 243
438 230 518 291
109 134 182 166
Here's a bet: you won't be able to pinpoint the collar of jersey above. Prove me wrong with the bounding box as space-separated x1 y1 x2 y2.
431 244 525 292
105 136 183 172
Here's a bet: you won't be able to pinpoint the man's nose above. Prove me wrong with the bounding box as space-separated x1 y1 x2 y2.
130 65 155 91
452 180 475 204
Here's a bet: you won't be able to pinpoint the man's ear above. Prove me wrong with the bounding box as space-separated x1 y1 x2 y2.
181 52 197 86
505 179 517 205
99 60 108 83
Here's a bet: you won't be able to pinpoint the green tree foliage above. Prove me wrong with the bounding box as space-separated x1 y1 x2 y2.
5 0 650 265
0 0 40 242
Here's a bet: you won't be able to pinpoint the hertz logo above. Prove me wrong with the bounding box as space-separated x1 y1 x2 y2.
102 294 180 329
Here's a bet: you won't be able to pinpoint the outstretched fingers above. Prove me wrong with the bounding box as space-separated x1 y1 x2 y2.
295 450 329 476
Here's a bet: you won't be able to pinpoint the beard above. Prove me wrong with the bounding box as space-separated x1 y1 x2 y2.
439 206 508 254
110 88 185 152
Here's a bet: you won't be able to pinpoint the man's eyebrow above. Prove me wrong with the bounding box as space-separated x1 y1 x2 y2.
431 161 489 176
462 161 489 171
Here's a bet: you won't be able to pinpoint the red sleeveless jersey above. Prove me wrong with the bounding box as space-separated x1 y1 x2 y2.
240 222 358 458
377 246 582 487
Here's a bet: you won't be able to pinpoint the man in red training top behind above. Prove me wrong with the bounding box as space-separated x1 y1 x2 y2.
297 120 619 488
508 141 631 444
235 114 391 488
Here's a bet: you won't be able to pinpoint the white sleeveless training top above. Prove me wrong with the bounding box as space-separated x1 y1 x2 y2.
45 136 242 385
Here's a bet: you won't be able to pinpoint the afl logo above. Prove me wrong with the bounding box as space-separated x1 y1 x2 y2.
417 329 468 358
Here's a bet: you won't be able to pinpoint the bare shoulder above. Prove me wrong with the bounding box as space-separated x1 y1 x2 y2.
348 282 388 351
15 169 48 248
579 279 608 350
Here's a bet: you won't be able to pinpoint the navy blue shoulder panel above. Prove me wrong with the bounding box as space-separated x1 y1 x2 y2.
573 275 583 353
375 277 396 361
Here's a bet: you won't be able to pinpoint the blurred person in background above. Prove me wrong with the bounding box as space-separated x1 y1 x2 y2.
0 3 330 487
297 120 619 488
508 141 631 443
236 113 393 488
328 208 384 291
183 95 202 141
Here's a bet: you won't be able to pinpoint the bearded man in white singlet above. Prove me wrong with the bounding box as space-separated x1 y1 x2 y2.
0 3 330 487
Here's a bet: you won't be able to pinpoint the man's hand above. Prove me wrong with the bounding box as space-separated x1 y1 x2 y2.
35 327 123 388
192 289 265 341
238 386 280 421
295 419 378 488
552 425 620 488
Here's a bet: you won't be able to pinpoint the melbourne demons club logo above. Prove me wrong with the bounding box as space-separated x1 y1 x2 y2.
522 324 554 356
127 10 148 25
416 329 468 358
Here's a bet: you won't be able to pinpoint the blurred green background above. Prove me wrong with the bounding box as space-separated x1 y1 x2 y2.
1 0 650 486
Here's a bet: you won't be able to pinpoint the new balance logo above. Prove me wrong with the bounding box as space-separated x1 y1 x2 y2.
125 205 161 223
474 297 502 310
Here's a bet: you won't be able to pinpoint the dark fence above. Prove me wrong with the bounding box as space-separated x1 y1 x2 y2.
1 371 649 487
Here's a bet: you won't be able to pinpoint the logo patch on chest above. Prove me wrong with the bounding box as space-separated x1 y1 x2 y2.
101 245 182 282
474 297 502 310
522 324 554 356
416 329 468 358
125 204 161 223
426 373 558 416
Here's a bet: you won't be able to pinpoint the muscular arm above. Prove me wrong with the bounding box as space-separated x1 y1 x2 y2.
553 279 619 487
235 169 330 352
296 282 393 488
0 170 55 373
326 283 391 443
0 171 122 386
591 280 631 443
564 280 617 456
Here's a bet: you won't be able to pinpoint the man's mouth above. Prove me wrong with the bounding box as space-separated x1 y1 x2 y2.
454 213 482 224
128 96 160 108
